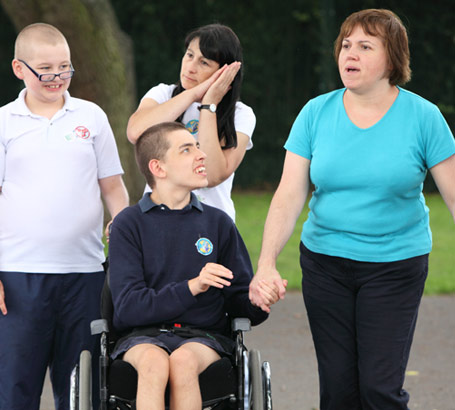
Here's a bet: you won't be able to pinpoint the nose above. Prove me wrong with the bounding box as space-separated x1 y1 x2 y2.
346 48 359 60
187 59 197 73
197 146 207 159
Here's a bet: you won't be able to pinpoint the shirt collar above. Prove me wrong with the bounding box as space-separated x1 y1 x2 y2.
11 89 75 116
139 192 204 213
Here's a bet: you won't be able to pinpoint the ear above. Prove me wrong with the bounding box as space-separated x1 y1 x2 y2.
148 159 166 179
12 59 24 80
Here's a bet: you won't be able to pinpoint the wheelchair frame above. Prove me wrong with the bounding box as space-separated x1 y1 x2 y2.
70 317 272 410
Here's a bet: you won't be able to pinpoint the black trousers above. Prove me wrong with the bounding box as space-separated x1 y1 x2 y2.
299 243 428 410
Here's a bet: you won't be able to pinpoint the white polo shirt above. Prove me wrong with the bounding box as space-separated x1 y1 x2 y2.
142 83 256 221
0 89 124 273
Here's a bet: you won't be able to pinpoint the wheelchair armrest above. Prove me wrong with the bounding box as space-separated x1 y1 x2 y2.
91 318 109 335
232 318 251 332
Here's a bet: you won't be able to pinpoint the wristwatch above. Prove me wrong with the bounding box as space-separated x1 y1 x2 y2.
198 103 217 113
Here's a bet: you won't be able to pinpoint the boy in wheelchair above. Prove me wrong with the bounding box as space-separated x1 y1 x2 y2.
108 122 277 410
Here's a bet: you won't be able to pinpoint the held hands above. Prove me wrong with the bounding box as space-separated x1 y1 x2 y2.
0 280 7 315
188 263 233 296
192 62 241 104
249 267 288 313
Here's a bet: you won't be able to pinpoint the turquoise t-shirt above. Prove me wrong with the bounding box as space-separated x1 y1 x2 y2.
284 87 455 262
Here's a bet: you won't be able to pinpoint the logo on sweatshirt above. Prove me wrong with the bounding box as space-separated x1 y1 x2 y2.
185 119 199 135
195 237 213 256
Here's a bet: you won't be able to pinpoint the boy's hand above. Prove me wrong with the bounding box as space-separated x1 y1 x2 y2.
188 263 233 296
249 267 287 313
0 280 7 315
255 279 288 308
104 220 113 242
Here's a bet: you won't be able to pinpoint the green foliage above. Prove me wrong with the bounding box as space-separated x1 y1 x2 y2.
1 0 453 190
233 191 455 294
111 0 454 190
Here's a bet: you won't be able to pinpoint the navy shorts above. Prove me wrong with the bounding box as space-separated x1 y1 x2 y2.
112 331 231 360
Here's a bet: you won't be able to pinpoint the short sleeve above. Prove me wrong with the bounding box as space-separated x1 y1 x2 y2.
92 107 124 179
284 100 314 160
141 83 176 104
234 102 256 150
423 104 455 169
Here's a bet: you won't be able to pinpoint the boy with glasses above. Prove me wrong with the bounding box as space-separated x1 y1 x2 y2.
0 23 129 410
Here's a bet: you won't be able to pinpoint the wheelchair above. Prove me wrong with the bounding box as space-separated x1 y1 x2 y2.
70 271 273 410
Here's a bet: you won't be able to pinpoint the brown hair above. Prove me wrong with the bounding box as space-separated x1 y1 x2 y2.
135 122 187 188
334 9 411 85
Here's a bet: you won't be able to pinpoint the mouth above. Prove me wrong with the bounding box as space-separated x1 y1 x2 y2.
195 165 206 175
45 84 63 89
182 74 196 83
345 67 360 73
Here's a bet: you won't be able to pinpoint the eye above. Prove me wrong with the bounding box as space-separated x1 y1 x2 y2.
361 44 371 50
60 64 71 71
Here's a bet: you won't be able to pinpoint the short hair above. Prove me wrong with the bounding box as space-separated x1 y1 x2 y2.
15 23 69 60
333 9 411 85
135 122 187 188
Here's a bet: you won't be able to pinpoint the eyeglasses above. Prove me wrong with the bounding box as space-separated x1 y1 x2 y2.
18 59 74 82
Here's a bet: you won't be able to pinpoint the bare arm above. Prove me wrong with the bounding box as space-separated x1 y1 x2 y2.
0 280 6 315
249 151 311 312
126 91 198 144
126 64 232 144
99 175 129 236
430 154 455 222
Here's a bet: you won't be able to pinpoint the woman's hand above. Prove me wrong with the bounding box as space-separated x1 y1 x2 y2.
188 263 233 296
249 267 287 313
202 62 241 105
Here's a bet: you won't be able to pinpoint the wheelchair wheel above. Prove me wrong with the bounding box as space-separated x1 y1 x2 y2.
249 349 264 410
262 361 272 410
78 350 92 410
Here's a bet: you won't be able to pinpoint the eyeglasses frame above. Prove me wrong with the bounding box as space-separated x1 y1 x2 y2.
18 59 75 82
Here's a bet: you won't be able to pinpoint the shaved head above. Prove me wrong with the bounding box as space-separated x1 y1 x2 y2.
15 23 69 61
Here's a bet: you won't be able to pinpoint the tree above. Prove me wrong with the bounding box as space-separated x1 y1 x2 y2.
0 0 144 201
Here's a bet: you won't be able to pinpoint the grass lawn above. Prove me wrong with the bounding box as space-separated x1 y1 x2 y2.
233 191 455 295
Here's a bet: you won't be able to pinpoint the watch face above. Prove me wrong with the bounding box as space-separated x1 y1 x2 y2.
209 104 216 113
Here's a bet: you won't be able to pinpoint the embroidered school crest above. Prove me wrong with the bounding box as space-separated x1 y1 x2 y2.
185 119 199 135
195 237 213 256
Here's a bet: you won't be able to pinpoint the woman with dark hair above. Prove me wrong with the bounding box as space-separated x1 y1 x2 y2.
127 24 255 221
250 8 455 410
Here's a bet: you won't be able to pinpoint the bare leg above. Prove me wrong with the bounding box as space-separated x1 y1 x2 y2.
168 342 221 410
123 343 170 410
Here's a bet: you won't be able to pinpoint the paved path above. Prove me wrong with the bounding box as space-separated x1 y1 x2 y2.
41 292 455 410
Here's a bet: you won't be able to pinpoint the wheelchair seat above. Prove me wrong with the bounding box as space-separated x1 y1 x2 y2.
70 264 272 410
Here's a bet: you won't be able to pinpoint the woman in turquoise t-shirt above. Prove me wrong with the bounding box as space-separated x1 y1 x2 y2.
250 9 455 410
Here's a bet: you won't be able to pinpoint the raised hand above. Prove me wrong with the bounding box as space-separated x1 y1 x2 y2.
188 262 234 296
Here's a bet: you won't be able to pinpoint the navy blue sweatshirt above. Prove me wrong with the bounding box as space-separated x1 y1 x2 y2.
109 193 268 335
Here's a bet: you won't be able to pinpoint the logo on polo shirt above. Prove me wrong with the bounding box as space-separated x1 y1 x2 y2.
64 126 91 142
195 237 213 256
74 126 90 139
